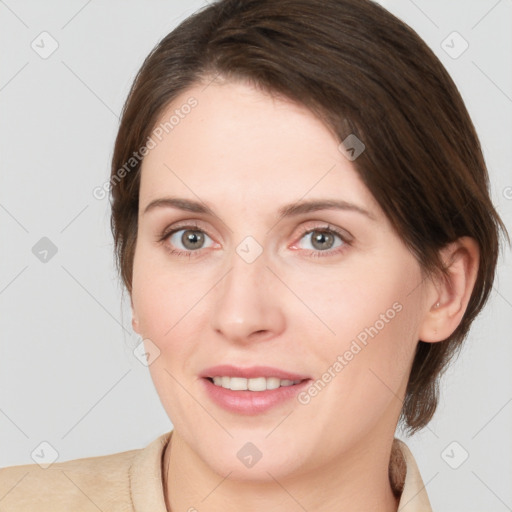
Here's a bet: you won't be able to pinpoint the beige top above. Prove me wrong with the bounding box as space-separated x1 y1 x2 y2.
0 431 432 511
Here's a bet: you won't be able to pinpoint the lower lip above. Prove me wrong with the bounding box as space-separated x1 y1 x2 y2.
201 378 311 415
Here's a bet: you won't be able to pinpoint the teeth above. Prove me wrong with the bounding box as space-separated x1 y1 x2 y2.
210 376 302 391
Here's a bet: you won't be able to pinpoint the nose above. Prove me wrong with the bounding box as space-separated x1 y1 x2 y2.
209 247 286 344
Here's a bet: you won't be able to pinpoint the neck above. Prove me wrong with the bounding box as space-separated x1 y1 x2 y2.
163 429 400 512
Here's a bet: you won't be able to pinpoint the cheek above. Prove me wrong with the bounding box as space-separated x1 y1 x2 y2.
131 244 204 340
295 256 418 344
295 295 418 445
298 257 422 390
131 248 216 402
132 258 208 421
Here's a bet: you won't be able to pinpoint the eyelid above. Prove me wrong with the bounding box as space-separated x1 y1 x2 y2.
168 226 216 246
158 219 214 241
291 221 353 244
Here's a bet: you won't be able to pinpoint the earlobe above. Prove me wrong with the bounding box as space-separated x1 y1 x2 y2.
130 298 140 334
419 237 480 343
132 316 140 333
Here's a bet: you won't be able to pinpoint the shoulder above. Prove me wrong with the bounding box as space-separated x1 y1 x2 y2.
0 446 140 512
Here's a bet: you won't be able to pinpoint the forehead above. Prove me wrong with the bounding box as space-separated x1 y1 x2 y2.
139 80 379 217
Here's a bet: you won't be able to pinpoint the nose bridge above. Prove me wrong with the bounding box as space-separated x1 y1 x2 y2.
226 250 262 295
210 239 285 342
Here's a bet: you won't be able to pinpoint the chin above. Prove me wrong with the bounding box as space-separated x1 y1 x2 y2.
190 430 308 482
210 451 303 483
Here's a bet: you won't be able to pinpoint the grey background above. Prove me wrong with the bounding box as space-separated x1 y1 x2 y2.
0 1 511 510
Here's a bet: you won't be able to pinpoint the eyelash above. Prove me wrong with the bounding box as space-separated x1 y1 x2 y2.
157 222 351 259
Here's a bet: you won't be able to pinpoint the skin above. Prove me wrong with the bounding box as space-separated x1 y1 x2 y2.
130 77 479 511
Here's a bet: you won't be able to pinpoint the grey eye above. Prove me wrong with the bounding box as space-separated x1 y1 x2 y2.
298 230 343 251
169 229 213 251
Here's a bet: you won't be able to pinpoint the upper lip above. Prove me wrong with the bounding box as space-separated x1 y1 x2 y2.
200 365 310 381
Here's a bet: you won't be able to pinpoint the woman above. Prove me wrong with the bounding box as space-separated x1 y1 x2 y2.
0 0 508 510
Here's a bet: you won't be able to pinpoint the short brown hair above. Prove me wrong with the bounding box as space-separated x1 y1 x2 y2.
110 0 509 433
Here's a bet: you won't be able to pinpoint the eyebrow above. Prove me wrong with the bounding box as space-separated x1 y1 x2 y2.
143 197 375 221
277 199 375 221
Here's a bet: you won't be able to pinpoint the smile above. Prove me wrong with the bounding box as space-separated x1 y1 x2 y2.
209 376 303 391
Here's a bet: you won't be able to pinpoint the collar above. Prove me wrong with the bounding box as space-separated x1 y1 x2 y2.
390 438 433 511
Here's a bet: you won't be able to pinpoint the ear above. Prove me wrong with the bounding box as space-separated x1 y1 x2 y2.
130 296 141 334
419 236 480 343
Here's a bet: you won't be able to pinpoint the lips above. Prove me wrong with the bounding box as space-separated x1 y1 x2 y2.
199 365 312 415
200 364 310 381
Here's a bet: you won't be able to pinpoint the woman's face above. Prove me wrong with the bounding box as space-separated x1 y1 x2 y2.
131 78 431 480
